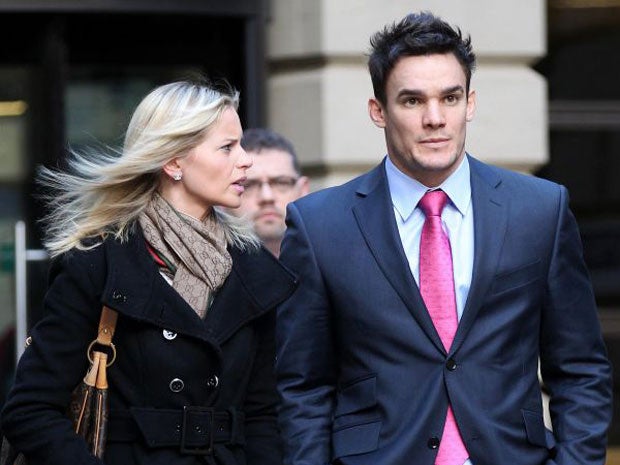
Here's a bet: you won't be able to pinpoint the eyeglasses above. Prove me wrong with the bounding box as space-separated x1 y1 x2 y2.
241 176 299 195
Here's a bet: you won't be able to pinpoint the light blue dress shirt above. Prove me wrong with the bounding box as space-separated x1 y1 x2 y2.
385 155 474 465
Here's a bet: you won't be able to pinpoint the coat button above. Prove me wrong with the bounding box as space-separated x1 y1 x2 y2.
169 378 185 392
207 375 219 388
162 329 177 340
446 359 457 371
427 436 440 449
111 290 127 303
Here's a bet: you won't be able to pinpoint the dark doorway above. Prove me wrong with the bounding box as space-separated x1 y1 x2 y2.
535 1 620 445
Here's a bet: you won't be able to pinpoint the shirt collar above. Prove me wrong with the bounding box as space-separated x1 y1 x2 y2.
385 154 471 222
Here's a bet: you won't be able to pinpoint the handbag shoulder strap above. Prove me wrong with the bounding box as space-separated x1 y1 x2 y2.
95 305 118 346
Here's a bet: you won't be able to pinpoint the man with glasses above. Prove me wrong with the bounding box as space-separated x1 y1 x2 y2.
234 128 309 257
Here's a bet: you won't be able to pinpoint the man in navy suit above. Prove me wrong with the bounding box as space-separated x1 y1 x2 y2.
275 11 612 465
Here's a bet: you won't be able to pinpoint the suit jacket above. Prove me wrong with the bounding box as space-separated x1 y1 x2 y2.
275 155 612 465
1 227 297 465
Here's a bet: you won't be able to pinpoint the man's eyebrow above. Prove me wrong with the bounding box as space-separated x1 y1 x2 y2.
396 88 425 98
441 85 465 95
396 85 465 99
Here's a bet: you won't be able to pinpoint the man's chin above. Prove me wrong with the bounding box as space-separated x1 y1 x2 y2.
256 225 286 243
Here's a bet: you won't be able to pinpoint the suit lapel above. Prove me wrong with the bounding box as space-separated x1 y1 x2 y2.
450 156 507 354
352 161 446 353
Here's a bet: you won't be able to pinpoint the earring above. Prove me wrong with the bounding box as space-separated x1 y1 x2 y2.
172 172 182 181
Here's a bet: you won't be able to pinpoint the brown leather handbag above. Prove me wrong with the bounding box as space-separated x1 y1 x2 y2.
0 305 118 464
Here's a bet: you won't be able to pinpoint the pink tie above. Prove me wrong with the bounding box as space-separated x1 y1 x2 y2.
419 190 468 465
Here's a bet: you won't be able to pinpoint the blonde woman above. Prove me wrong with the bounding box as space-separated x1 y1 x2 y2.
1 79 297 465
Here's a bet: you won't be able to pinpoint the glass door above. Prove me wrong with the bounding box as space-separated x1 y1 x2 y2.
0 66 32 405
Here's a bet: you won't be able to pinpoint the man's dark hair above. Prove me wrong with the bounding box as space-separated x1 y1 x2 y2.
241 128 302 174
368 11 476 105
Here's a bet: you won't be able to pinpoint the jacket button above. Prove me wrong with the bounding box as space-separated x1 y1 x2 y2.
207 375 219 388
427 436 440 449
162 329 177 340
446 359 457 371
169 378 185 393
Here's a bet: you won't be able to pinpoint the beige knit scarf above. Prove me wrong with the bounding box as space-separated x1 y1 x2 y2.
139 193 232 318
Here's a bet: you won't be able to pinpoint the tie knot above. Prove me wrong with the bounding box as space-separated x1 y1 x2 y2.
419 190 448 217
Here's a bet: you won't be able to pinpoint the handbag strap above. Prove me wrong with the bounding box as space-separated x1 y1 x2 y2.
87 305 118 366
96 305 118 346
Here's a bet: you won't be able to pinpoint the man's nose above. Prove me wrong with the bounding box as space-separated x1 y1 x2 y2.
422 101 445 128
258 181 275 201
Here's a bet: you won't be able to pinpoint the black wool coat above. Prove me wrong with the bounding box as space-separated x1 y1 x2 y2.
1 228 297 465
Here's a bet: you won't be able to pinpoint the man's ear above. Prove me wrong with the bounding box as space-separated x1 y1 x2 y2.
368 98 387 128
297 176 311 197
466 89 476 122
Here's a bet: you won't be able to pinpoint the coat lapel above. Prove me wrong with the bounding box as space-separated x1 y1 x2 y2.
352 161 446 353
450 156 508 354
205 246 297 345
101 229 297 348
102 231 219 345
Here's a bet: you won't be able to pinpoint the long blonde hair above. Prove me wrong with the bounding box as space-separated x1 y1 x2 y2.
39 79 258 257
